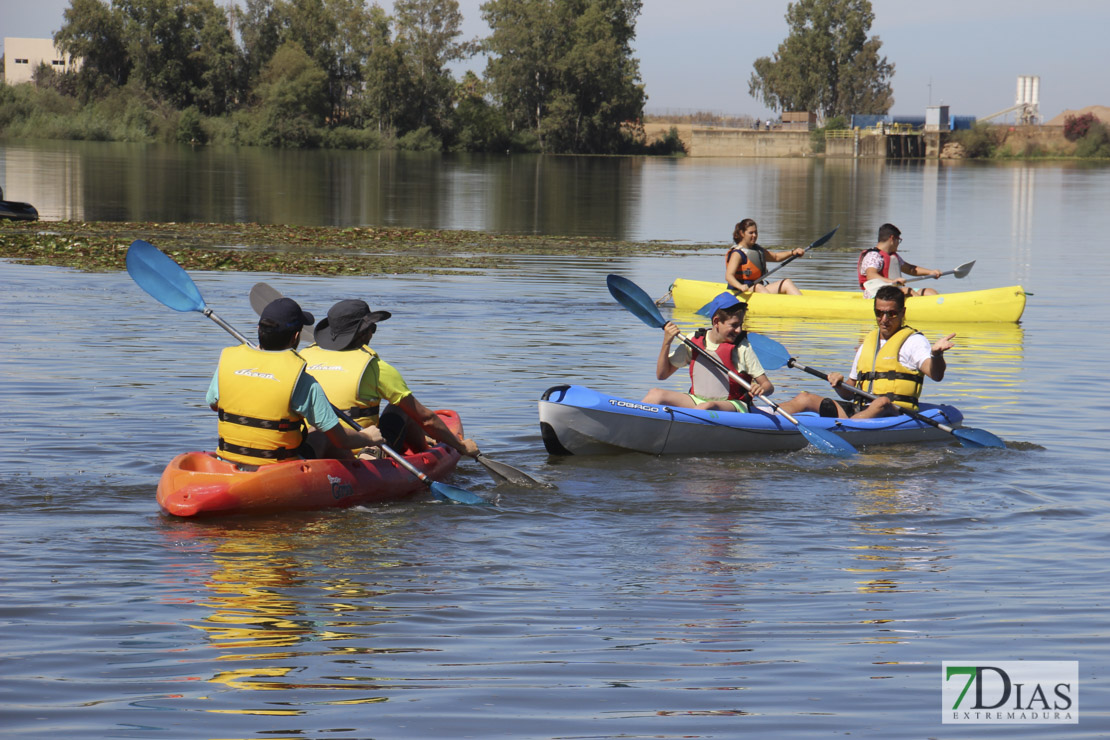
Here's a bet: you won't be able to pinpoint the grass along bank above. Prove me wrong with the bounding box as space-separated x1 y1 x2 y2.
0 220 711 275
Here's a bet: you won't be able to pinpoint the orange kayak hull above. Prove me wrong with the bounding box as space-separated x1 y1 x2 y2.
156 410 463 516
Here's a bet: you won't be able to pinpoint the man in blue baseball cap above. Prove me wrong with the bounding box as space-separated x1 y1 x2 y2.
205 297 383 467
641 293 774 413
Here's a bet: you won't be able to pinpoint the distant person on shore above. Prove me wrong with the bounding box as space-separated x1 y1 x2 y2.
642 294 772 413
778 286 955 419
858 223 942 298
726 218 805 296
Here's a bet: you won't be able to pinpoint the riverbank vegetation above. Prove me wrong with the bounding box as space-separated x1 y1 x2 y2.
0 219 707 275
947 115 1109 159
1 0 663 155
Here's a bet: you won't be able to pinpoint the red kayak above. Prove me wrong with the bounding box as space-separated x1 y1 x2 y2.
157 410 463 516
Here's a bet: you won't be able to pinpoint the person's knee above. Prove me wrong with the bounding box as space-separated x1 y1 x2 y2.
378 408 408 450
871 397 893 414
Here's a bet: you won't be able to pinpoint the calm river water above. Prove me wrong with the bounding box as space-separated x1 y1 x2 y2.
2 140 1109 738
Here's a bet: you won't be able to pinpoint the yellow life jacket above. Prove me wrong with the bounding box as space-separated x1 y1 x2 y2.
298 345 381 427
856 326 924 411
216 345 307 466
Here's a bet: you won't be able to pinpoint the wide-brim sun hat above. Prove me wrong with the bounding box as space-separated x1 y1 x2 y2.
314 299 391 350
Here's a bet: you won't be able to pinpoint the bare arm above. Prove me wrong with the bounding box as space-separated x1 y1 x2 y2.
655 322 682 380
767 247 805 262
828 372 858 400
396 394 480 457
323 422 383 451
919 333 956 381
749 373 774 397
902 260 942 279
864 265 905 286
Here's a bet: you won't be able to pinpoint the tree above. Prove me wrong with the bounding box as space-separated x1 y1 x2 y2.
234 0 285 87
452 71 509 151
481 0 645 153
359 4 411 131
54 0 132 99
249 40 328 146
748 0 893 119
546 0 644 153
394 0 472 134
189 0 242 114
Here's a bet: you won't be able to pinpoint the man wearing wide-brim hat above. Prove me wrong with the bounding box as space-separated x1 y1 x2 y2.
206 297 384 467
300 299 479 458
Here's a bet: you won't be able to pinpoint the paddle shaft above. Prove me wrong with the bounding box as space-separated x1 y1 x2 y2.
788 359 963 435
758 225 839 281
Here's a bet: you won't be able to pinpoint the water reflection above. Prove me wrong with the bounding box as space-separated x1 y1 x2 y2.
162 516 428 708
0 141 644 237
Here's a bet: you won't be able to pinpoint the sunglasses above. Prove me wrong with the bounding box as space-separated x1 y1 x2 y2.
874 308 903 318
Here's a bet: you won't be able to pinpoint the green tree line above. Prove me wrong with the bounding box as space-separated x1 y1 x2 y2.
0 0 675 154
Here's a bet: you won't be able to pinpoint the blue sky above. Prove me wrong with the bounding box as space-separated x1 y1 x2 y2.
4 0 1106 122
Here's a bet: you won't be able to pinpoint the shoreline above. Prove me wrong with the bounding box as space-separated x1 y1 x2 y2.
0 220 715 275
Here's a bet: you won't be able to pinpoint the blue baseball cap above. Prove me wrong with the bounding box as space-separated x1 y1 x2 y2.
696 292 748 318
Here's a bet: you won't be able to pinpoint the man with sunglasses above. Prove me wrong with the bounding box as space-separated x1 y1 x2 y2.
779 286 956 419
299 299 479 459
858 223 942 298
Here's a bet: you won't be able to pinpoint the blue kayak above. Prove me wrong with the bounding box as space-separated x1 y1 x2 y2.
538 384 965 455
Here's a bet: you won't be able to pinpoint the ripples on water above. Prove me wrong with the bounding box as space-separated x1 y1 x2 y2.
4 161 1110 737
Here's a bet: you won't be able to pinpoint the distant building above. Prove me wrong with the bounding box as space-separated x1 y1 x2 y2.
925 105 949 133
3 38 80 86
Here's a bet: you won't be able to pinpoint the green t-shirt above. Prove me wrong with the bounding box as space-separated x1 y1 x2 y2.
357 355 413 406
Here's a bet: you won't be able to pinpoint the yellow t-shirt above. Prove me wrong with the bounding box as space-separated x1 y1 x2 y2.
358 356 413 406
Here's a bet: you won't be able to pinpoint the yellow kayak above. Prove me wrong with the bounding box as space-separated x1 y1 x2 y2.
667 278 1027 323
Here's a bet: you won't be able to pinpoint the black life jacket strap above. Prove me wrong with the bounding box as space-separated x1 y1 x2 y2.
218 408 305 433
857 370 923 383
339 406 378 423
217 439 300 460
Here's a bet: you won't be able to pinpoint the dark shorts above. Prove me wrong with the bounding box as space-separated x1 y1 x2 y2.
819 398 856 418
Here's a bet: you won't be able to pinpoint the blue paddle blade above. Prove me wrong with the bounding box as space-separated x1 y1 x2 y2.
954 427 1006 449
746 332 792 370
607 274 666 329
430 481 491 505
126 240 207 313
796 422 857 457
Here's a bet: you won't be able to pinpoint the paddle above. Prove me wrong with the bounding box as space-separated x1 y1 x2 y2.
903 260 976 283
745 333 1006 449
249 282 543 488
606 274 857 458
757 224 840 281
125 240 489 504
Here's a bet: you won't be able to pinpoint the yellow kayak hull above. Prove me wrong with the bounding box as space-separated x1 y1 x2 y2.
668 279 1027 323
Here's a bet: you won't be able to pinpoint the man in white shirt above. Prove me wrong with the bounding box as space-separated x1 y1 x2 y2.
778 286 956 419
